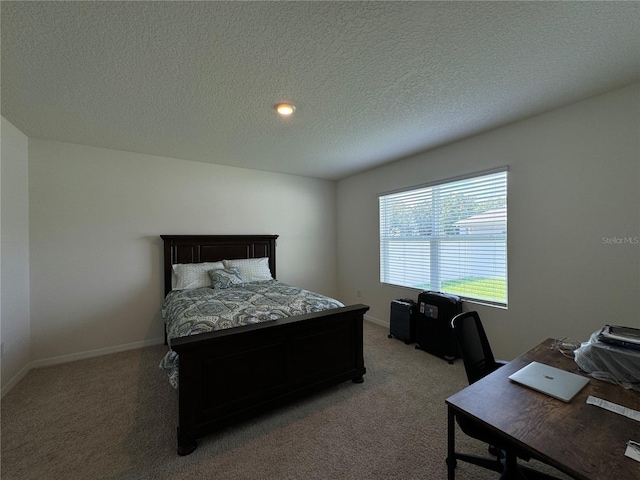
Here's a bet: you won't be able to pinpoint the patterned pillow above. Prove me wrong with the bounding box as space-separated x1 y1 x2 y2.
224 257 273 282
208 267 245 289
172 262 225 290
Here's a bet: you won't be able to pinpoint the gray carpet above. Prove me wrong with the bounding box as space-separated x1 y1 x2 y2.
1 321 570 480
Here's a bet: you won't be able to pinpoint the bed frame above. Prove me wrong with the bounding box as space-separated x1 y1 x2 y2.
161 235 369 455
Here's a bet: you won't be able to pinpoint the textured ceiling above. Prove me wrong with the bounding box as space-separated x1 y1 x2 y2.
2 1 639 180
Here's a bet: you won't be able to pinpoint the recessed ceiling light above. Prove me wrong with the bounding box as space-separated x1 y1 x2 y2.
275 103 296 116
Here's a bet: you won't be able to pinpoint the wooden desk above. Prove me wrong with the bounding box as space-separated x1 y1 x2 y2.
446 338 640 480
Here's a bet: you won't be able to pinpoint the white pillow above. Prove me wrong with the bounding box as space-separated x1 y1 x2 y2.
224 257 273 282
172 262 225 290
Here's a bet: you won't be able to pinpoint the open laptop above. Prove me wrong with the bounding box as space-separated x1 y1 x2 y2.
508 361 589 402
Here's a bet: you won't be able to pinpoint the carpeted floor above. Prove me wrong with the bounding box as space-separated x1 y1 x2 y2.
1 321 571 480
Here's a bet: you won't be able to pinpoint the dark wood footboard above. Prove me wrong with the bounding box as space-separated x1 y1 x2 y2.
172 303 369 455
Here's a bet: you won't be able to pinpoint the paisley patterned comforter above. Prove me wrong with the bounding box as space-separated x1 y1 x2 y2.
159 280 344 388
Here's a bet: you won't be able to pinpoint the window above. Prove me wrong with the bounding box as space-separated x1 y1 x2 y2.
379 169 508 307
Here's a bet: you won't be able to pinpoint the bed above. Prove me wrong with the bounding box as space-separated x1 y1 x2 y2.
160 234 369 455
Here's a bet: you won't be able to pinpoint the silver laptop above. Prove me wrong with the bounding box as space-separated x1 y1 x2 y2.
508 361 589 402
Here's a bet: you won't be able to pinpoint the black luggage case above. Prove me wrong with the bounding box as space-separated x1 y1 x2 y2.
388 299 416 344
415 291 462 363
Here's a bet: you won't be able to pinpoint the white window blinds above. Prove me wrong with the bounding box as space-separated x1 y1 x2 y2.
379 169 508 306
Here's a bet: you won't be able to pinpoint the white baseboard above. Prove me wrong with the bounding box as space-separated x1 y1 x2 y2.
364 314 388 328
31 337 165 369
1 337 165 398
1 363 31 399
3 317 388 398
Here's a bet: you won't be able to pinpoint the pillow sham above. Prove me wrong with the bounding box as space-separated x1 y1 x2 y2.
208 267 245 289
223 257 272 282
172 261 225 290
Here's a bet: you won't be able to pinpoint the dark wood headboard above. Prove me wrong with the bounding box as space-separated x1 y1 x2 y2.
161 235 279 296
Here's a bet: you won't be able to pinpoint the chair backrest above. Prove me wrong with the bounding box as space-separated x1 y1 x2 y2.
451 311 499 385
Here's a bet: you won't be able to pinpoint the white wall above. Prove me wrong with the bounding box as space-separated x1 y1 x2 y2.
5 82 639 385
1 117 31 392
337 83 640 360
28 140 338 363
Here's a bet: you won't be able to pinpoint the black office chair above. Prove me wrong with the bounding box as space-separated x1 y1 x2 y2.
449 311 559 480
452 310 508 385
